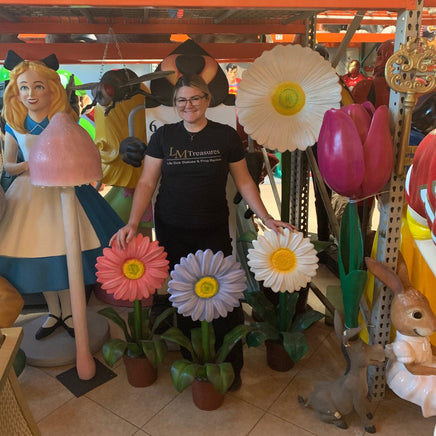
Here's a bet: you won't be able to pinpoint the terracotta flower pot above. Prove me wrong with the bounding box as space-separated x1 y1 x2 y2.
265 340 294 372
123 355 157 387
191 378 225 411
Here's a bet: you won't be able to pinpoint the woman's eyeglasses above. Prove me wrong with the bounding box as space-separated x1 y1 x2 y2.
175 95 207 107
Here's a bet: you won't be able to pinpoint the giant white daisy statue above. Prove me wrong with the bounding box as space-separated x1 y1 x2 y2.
247 228 319 293
243 229 323 366
236 44 342 152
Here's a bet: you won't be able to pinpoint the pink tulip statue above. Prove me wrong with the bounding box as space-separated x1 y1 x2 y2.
317 102 394 201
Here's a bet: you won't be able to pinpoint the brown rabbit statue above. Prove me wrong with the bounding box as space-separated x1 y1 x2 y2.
365 253 436 418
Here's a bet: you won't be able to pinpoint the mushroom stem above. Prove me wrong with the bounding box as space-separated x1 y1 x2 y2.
60 187 95 380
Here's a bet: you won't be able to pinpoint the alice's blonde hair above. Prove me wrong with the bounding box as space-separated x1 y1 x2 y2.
2 60 78 134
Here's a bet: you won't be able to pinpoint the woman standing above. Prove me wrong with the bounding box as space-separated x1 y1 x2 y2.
0 53 123 340
113 74 295 390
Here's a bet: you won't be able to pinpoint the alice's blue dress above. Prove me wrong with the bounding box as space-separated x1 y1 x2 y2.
0 116 124 294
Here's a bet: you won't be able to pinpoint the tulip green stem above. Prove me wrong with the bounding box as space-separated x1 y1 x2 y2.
201 320 212 362
133 299 142 340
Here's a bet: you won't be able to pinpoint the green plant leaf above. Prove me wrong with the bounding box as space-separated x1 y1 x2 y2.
237 230 258 243
170 359 200 392
205 362 234 394
339 202 364 276
281 331 308 363
246 322 280 347
150 307 175 336
190 327 204 363
125 341 143 358
141 306 151 339
140 339 167 368
215 324 254 363
161 327 194 356
101 338 127 367
290 309 325 333
341 269 368 329
98 307 131 341
243 290 278 328
283 292 300 332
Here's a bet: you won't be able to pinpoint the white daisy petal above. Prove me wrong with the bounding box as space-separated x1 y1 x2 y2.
237 44 341 152
247 229 319 293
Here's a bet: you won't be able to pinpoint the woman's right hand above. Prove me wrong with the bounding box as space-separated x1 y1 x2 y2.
110 223 138 250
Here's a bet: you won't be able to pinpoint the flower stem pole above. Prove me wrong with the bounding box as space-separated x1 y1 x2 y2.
133 299 142 340
280 151 291 223
201 320 212 362
279 150 292 333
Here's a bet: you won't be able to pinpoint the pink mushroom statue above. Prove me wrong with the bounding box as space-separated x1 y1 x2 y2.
29 111 103 380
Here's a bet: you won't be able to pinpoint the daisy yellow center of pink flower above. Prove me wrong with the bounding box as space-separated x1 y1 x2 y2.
271 81 305 116
195 276 219 299
122 259 145 280
270 248 297 272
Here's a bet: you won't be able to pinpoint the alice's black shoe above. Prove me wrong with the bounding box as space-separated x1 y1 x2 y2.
62 315 75 338
35 314 62 340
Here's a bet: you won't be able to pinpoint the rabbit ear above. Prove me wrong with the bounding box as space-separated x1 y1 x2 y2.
365 257 403 294
396 251 411 289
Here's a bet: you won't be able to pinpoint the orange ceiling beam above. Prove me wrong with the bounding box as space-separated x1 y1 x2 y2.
0 33 403 64
0 42 282 63
0 22 307 35
316 32 396 43
0 0 419 10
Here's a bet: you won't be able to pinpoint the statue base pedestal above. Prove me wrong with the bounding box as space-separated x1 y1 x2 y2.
19 310 109 367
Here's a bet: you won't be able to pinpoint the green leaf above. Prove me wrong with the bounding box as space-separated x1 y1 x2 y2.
281 331 308 363
190 327 204 363
339 202 364 276
282 292 300 332
215 324 254 363
243 290 278 328
311 239 334 254
290 309 324 333
101 338 127 367
150 307 175 336
125 341 143 358
237 230 258 243
205 362 234 394
98 307 131 341
341 269 368 329
246 322 280 347
140 306 151 339
140 339 167 367
170 360 200 392
161 327 194 356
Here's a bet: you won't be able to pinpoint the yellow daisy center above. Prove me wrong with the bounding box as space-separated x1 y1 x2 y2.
271 81 305 116
270 248 297 272
122 259 145 280
195 276 219 299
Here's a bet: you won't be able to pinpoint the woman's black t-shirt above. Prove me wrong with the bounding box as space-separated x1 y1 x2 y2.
146 119 245 228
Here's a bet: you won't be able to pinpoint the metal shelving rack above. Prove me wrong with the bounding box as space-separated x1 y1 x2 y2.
287 1 424 400
367 0 424 400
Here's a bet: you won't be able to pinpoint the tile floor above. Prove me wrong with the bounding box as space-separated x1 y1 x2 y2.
9 180 436 435
13 263 436 436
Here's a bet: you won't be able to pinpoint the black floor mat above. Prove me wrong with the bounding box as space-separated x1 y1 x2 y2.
56 358 117 397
